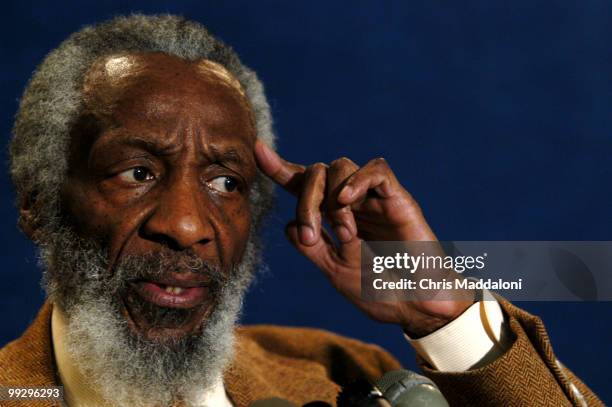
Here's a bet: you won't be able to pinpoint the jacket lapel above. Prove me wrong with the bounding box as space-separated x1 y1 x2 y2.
0 301 59 406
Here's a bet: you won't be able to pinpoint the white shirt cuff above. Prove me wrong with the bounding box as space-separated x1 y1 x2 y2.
404 290 510 372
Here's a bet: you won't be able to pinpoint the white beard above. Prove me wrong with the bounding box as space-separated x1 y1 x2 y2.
43 228 258 407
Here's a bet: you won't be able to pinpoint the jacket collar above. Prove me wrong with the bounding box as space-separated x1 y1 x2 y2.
1 302 338 407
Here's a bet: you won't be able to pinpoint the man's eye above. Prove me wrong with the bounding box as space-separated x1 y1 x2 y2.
117 167 155 183
208 176 239 193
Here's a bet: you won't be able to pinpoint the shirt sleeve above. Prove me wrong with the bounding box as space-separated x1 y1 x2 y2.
404 290 512 372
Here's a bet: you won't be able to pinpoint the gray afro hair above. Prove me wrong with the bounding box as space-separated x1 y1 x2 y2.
10 14 275 235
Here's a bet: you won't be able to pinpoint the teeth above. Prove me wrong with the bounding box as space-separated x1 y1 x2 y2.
164 286 184 295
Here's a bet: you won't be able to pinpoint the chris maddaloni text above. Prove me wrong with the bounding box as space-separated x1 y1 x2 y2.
372 278 524 290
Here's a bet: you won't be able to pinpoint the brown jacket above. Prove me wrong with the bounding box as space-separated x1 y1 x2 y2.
0 300 603 406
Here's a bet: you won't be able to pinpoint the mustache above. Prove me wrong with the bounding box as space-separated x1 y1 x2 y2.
111 248 227 292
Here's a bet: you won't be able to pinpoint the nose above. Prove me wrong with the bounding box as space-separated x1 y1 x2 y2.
142 177 213 250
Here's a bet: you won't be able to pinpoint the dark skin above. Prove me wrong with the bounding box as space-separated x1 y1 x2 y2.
22 52 472 343
59 53 256 341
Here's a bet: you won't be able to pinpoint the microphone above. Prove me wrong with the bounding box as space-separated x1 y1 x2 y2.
252 370 448 407
336 379 392 406
375 370 449 407
249 398 298 407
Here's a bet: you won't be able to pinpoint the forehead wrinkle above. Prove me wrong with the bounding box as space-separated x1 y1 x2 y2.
81 53 256 162
118 135 184 156
82 53 252 114
118 79 243 135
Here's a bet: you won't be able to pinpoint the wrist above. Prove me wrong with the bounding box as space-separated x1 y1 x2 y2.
400 298 475 338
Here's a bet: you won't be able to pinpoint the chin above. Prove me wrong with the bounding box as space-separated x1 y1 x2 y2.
120 284 218 344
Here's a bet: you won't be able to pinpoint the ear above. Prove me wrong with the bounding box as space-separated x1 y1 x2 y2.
18 191 42 242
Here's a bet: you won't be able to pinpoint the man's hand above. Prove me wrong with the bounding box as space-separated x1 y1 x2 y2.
255 140 474 337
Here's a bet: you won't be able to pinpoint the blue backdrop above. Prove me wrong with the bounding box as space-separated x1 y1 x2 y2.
1 1 611 403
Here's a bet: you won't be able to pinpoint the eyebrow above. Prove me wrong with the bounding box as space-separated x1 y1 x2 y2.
117 136 182 156
101 134 253 167
206 145 251 166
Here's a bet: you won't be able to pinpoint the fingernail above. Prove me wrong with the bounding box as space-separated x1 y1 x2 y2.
340 185 353 200
300 225 316 245
334 225 352 243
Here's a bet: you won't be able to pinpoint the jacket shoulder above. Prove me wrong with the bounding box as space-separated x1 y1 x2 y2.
236 324 401 386
0 302 57 386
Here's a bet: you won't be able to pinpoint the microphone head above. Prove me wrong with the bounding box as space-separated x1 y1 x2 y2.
249 397 298 407
376 369 449 407
377 370 421 393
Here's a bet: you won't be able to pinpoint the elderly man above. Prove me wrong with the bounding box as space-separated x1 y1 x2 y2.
0 14 602 407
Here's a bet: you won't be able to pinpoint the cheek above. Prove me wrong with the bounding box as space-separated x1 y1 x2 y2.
215 198 253 263
62 183 113 238
62 181 154 257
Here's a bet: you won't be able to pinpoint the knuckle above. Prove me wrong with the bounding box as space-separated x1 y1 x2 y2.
298 209 321 225
372 157 387 166
366 157 392 173
297 206 314 219
330 156 352 167
410 198 423 215
337 205 352 216
327 205 351 224
310 162 327 173
304 163 327 182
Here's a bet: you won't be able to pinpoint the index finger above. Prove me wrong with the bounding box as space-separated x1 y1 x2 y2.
254 139 305 195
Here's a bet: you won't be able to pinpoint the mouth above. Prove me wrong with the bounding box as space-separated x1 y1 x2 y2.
121 272 218 341
130 276 211 309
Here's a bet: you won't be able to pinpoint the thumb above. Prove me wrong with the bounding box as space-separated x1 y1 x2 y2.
254 140 305 195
